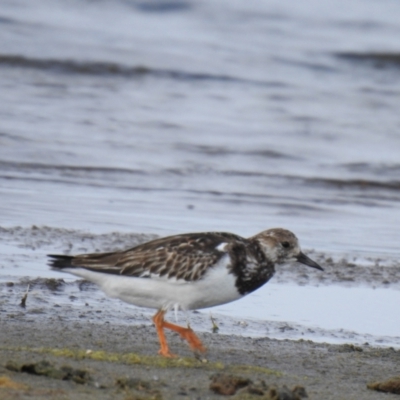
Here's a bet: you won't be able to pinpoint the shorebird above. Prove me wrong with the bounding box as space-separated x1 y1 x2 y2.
48 228 323 357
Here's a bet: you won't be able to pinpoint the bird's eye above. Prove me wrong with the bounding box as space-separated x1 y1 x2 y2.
281 241 290 249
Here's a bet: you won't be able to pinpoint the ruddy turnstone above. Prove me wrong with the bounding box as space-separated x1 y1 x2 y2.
48 228 323 357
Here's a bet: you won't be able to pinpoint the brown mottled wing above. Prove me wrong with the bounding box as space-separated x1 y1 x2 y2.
70 232 245 282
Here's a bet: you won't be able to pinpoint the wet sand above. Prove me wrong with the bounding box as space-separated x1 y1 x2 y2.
1 312 399 399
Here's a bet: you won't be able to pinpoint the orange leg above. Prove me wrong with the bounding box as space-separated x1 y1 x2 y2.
152 310 176 357
152 310 206 357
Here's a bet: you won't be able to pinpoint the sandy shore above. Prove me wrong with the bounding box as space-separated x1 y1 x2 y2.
1 320 399 399
1 289 400 400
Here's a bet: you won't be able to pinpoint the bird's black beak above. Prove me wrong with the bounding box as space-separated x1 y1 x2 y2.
296 252 324 271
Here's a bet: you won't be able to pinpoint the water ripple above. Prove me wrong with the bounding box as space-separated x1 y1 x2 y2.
0 54 285 87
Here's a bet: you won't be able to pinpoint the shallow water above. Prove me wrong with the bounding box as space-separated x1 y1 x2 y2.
1 0 399 346
214 283 400 344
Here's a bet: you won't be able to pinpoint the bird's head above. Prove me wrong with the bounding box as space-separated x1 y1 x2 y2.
251 228 323 271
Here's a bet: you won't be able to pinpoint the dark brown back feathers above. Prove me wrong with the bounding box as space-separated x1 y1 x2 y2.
49 232 247 282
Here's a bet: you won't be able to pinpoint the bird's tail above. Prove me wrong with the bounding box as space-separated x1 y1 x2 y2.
48 255 75 270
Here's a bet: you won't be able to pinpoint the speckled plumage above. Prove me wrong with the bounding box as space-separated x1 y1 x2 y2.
48 228 323 357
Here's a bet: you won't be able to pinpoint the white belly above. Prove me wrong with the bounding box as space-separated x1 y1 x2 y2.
62 255 242 311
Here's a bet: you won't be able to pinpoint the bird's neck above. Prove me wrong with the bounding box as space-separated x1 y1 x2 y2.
228 239 275 296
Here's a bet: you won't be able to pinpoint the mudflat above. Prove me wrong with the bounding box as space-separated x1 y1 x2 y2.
1 302 399 400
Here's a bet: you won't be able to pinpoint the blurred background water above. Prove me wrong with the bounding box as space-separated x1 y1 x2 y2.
1 0 400 343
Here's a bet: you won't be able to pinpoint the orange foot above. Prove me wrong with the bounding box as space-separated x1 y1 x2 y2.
152 310 206 357
164 321 206 353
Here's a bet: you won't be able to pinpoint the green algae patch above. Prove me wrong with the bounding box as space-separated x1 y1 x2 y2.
1 346 224 370
0 346 280 376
